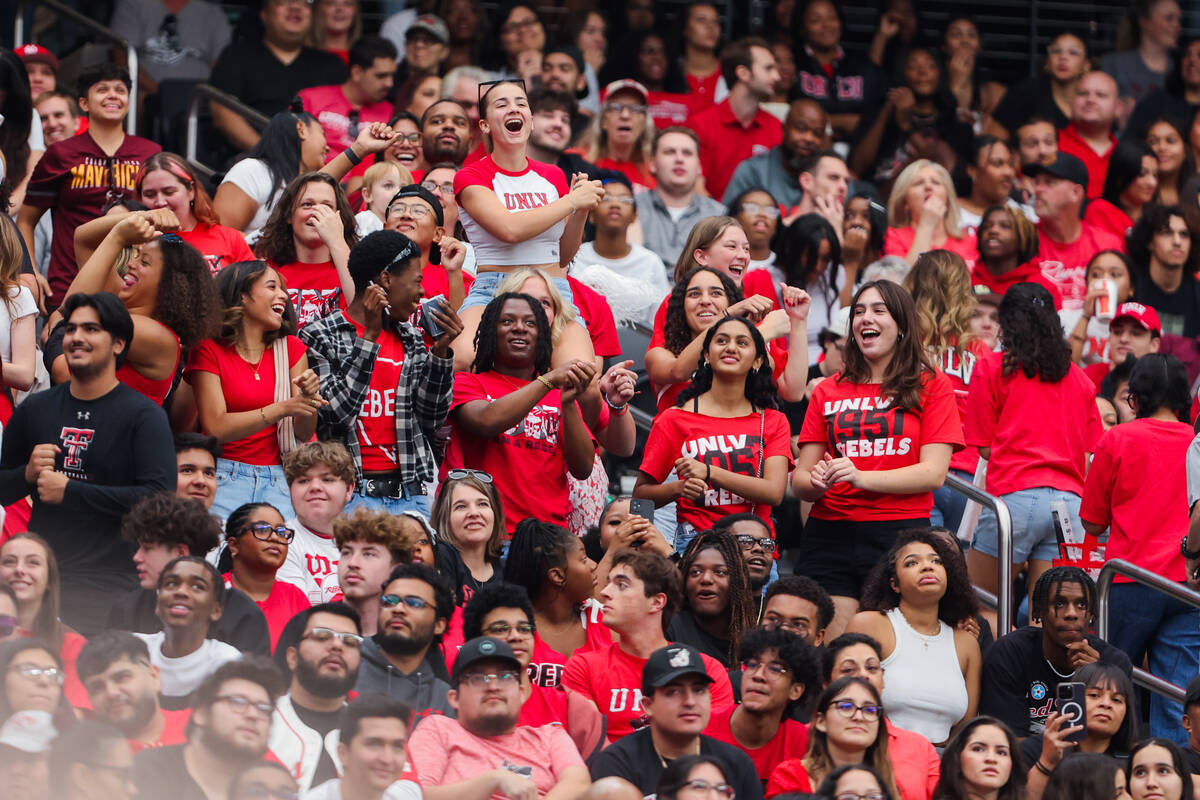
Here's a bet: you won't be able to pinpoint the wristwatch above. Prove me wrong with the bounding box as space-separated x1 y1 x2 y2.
1180 535 1200 560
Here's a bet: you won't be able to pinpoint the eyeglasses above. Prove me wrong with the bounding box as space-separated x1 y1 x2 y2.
0 614 15 638
459 671 520 688
447 469 494 483
216 694 275 718
9 663 64 684
828 700 882 720
387 201 433 218
501 18 539 35
679 779 736 798
421 180 455 195
739 202 780 219
601 195 635 206
741 657 790 677
478 78 527 103
604 102 647 116
348 109 360 139
835 793 887 800
238 785 300 800
303 627 364 649
735 534 774 551
483 621 535 637
237 523 296 543
394 131 422 144
380 594 432 610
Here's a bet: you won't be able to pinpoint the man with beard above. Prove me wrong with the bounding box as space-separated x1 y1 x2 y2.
441 66 490 156
354 563 455 725
722 99 829 209
270 604 365 793
420 98 472 169
77 631 191 752
409 637 592 800
134 657 284 800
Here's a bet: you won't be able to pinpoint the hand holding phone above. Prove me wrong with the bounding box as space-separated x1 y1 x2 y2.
1054 682 1087 743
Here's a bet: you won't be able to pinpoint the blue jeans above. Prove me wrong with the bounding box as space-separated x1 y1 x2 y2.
213 459 295 525
931 469 971 531
1109 582 1200 744
971 487 1081 564
460 270 582 321
348 491 432 520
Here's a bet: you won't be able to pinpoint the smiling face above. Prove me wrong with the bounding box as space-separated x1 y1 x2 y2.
448 484 495 548
682 270 731 335
241 267 289 331
339 716 410 794
959 724 1013 795
542 52 582 94
494 297 541 369
695 225 751 283
705 318 762 380
1148 121 1185 175
385 194 441 251
685 547 731 619
729 518 772 587
852 286 900 366
36 95 77 145
291 181 339 249
802 0 840 50
0 537 49 610
177 447 218 510
481 83 531 150
229 507 290 575
643 676 711 736
387 118 422 170
1130 745 1184 800
63 305 124 379
530 106 572 155
79 79 130 125
118 238 164 308
5 647 61 714
156 560 221 632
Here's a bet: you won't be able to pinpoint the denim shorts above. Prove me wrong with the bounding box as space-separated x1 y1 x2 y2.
212 458 295 525
348 491 432 520
461 269 583 324
970 486 1081 564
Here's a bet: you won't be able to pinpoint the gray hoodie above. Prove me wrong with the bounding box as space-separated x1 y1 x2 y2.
353 636 456 726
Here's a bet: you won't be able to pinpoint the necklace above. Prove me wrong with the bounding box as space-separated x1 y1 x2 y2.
1045 657 1075 680
899 608 941 651
652 738 701 769
237 343 268 381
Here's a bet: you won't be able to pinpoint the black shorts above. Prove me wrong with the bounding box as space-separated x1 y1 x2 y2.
793 516 930 598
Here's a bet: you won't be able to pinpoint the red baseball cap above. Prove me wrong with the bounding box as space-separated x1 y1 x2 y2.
14 43 58 71
1110 302 1162 336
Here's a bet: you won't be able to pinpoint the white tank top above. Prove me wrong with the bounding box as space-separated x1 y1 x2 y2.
880 607 969 743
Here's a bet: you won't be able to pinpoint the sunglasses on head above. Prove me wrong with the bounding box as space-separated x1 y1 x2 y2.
447 469 493 483
477 78 526 103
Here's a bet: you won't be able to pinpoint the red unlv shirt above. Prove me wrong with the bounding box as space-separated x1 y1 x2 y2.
797 371 964 521
274 260 346 327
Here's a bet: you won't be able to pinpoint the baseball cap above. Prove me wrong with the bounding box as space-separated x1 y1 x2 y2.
1186 674 1200 709
452 636 523 685
1022 152 1088 188
388 184 444 227
407 14 450 45
1111 301 1162 336
602 79 649 106
14 43 58 71
0 710 56 754
641 643 713 695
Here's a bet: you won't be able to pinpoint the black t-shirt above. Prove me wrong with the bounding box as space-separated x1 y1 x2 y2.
134 745 207 800
107 586 272 656
436 542 503 606
588 729 764 800
789 48 884 119
666 610 733 668
209 40 347 118
992 75 1071 136
978 626 1133 737
850 96 974 185
293 702 343 786
1135 273 1200 338
1184 746 1200 774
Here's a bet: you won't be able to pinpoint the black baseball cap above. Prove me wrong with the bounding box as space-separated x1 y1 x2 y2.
1185 674 1200 709
387 184 445 227
641 643 713 696
452 636 523 685
1022 152 1089 188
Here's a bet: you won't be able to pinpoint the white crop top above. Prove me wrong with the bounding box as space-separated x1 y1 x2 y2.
879 607 969 743
454 155 570 266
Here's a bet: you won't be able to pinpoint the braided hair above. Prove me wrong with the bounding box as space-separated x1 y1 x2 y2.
677 316 781 410
679 529 755 665
471 292 553 375
1030 566 1096 626
504 518 586 606
663 267 743 355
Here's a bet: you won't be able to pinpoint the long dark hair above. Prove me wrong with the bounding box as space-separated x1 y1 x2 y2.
678 530 755 665
934 717 1025 800
254 172 359 267
1044 753 1123 800
839 280 935 411
998 282 1071 382
777 213 842 316
1128 352 1190 421
656 755 733 800
152 236 222 349
214 260 297 347
472 292 553 375
1101 139 1156 212
807 677 898 795
1128 738 1195 799
663 267 743 355
238 105 320 211
818 764 898 800
1076 662 1137 755
859 528 979 626
0 50 32 199
677 316 781 410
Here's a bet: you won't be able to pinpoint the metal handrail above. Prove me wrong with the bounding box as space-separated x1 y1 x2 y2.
1095 558 1200 703
185 83 271 179
15 0 138 135
945 471 1014 636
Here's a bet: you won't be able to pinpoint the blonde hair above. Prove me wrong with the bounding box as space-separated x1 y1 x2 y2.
888 159 965 238
673 216 743 283
585 104 656 172
903 249 977 362
361 161 413 214
494 268 577 345
0 221 27 312
430 474 506 560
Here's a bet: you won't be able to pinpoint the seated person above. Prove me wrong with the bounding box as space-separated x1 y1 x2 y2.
77 631 191 751
666 530 756 668
408 637 593 799
0 705 54 800
978 567 1132 738
760 575 835 647
334 507 422 637
174 433 220 513
48 720 137 800
588 642 763 800
712 513 780 603
1083 302 1161 387
304 695 421 800
222 503 312 650
277 441 357 605
134 556 242 708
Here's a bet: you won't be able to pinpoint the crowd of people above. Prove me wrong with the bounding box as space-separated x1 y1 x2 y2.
3 0 1200 799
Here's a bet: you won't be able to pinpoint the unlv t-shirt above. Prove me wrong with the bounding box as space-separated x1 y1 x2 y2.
180 223 254 275
639 407 793 531
1035 222 1125 311
453 155 570 266
274 260 346 327
797 372 964 521
937 341 991 475
704 705 808 782
346 317 405 471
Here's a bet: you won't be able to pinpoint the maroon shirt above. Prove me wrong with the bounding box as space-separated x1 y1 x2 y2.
25 131 161 308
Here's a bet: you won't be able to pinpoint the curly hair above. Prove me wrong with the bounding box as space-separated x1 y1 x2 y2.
332 506 420 565
839 280 936 411
462 581 536 641
253 172 359 267
504 517 585 605
738 627 823 711
858 528 979 625
120 492 222 554
151 235 222 349
903 249 976 363
764 575 836 634
805 677 899 797
934 717 1025 800
998 282 1071 382
663 267 743 355
471 292 553 375
283 440 357 486
979 205 1040 268
677 316 781 410
135 152 218 227
672 216 744 284
679 530 755 665
215 260 297 347
1128 203 1187 275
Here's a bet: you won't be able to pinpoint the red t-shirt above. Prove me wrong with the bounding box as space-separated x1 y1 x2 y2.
965 350 1104 496
1058 124 1116 199
883 226 979 268
1085 361 1111 387
1080 418 1194 582
593 157 656 191
24 130 162 307
639 407 793 530
274 260 346 328
766 759 813 796
687 100 783 200
445 370 577 534
346 317 405 471
935 340 992 474
971 260 1064 308
528 602 612 688
568 276 621 358
224 571 311 650
128 709 191 753
562 640 734 743
420 264 474 306
298 84 394 180
704 705 809 780
1035 222 1125 311
647 91 699 131
1082 198 1133 241
797 371 965 521
181 223 255 275
186 336 307 465
520 682 571 729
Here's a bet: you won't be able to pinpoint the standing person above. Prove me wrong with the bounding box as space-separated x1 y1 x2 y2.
679 3 725 108
636 127 726 271
223 503 311 649
789 0 883 140
792 281 963 641
334 507 421 637
1102 0 1182 106
18 65 160 311
300 230 462 517
1057 72 1120 199
0 221 37 424
429 471 506 606
187 260 326 521
989 32 1091 137
1081 353 1196 743
965 283 1104 629
882 160 978 268
0 293 175 633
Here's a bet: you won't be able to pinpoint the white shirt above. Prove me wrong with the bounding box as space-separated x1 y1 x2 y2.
221 158 282 244
133 632 240 698
569 242 670 327
355 209 384 237
304 777 421 800
0 285 37 364
278 517 342 604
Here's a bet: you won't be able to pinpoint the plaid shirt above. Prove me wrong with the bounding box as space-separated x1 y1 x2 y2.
299 311 453 486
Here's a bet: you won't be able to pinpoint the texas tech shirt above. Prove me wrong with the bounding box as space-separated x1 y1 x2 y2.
0 382 175 630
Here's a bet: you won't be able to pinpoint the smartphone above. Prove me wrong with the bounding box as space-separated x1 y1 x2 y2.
629 498 655 524
1055 681 1087 742
421 294 447 339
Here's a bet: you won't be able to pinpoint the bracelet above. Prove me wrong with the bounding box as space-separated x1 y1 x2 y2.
566 194 578 212
1033 761 1053 777
603 393 629 413
343 147 363 166
536 375 555 391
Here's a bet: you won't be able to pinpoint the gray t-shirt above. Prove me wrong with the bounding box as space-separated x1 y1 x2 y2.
110 0 232 84
1186 431 1200 512
1100 50 1170 105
